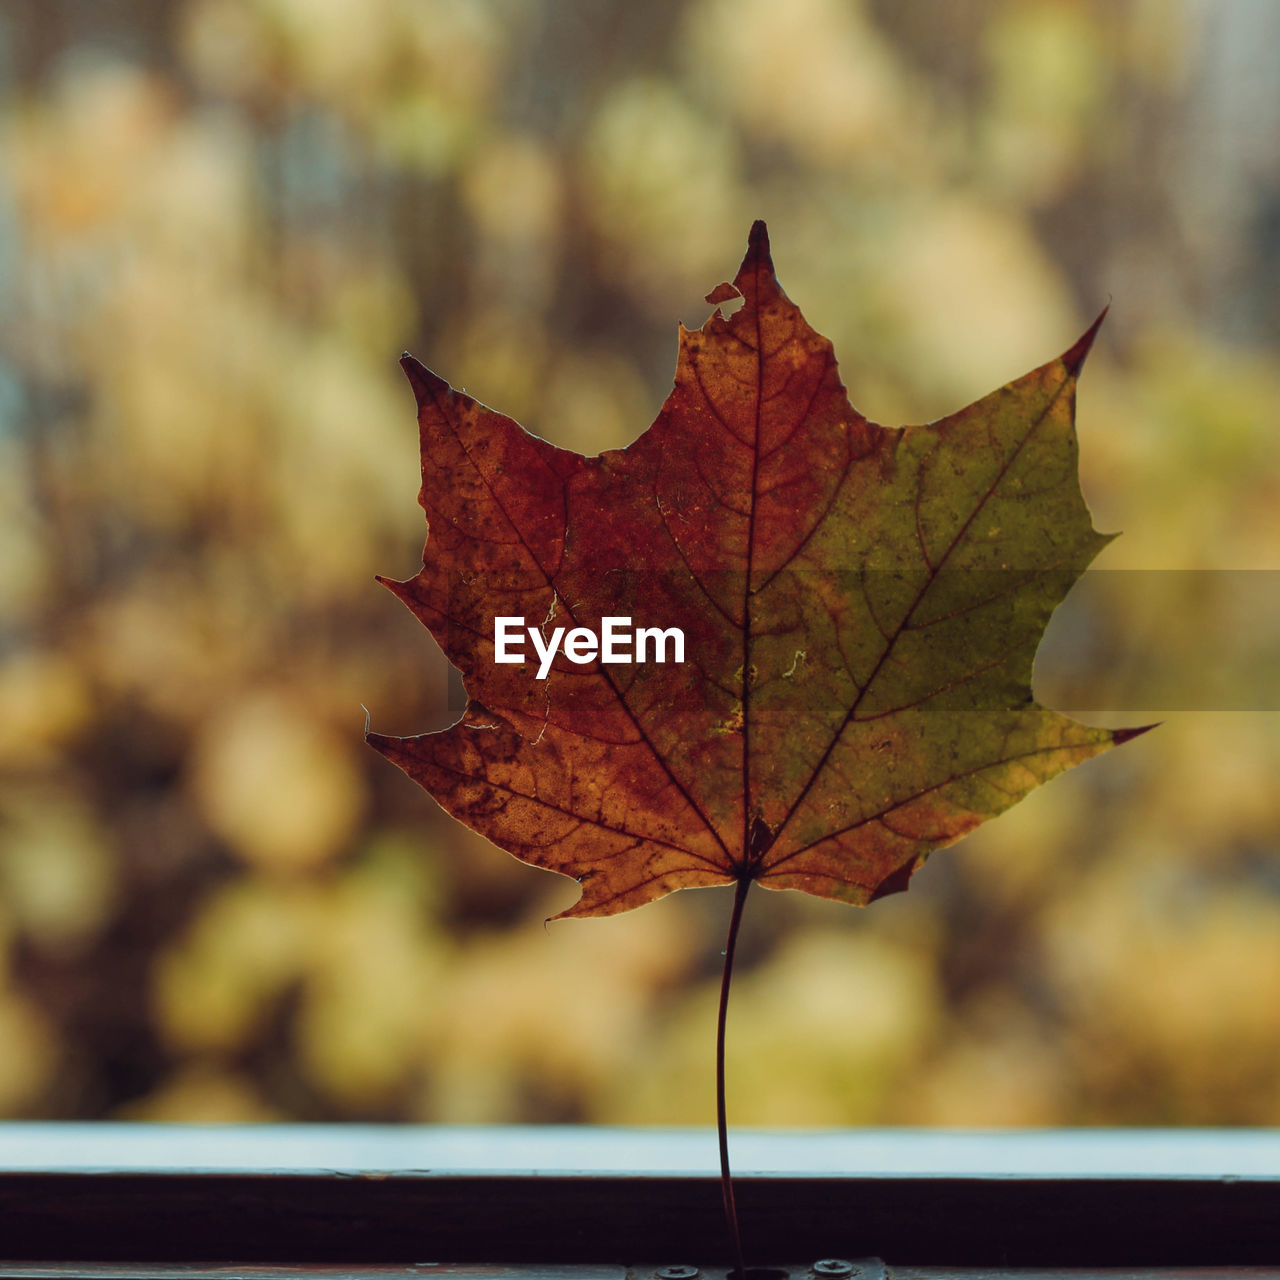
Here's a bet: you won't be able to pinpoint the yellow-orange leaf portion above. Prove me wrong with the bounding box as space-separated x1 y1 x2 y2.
369 223 1145 918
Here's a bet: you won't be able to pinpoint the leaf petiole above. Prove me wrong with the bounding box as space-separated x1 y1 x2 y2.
717 873 752 1280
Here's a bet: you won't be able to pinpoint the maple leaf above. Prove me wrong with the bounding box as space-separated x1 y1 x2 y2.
369 222 1145 920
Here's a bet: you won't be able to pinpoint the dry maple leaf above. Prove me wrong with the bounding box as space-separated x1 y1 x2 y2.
369 222 1146 919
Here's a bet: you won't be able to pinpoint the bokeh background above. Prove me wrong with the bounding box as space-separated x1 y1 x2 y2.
2 0 1280 1126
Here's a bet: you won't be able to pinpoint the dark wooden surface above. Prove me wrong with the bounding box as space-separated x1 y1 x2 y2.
1 1126 1279 1268
1 1265 1279 1280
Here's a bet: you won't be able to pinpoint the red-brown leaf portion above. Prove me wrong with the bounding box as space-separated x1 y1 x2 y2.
369 223 1146 917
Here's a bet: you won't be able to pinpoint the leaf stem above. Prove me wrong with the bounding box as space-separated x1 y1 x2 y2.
717 873 752 1280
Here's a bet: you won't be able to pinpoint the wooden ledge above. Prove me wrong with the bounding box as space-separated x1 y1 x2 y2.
0 1126 1278 1267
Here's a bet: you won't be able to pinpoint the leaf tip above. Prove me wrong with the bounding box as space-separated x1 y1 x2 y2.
400 352 448 407
1111 722 1159 746
1062 304 1110 377
375 573 413 604
739 219 774 275
546 889 593 923
868 857 919 902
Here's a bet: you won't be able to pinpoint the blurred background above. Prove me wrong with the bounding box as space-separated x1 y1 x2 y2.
1 0 1279 1127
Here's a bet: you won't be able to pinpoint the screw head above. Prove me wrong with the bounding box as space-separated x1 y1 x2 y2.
655 1267 700 1280
812 1262 854 1278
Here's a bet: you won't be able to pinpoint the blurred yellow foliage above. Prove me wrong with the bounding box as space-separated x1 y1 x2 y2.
190 692 366 870
607 929 940 1125
682 0 929 174
582 77 746 307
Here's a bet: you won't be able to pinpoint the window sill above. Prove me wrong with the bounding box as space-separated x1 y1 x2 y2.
0 1125 1278 1270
